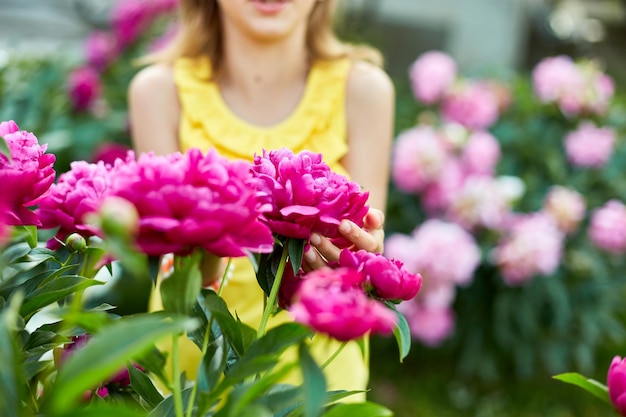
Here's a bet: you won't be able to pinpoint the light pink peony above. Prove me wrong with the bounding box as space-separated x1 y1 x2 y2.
108 148 274 257
441 81 500 130
68 66 101 112
421 159 465 214
408 51 457 105
532 55 584 103
542 186 586 234
38 160 114 248
448 176 513 230
386 219 480 286
337 248 422 301
461 131 501 176
564 122 615 168
608 356 626 416
588 200 626 254
84 31 119 72
397 302 455 347
289 267 397 341
0 121 56 226
492 213 564 286
391 126 449 193
251 148 369 246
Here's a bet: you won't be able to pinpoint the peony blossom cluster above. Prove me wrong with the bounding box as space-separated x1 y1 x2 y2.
588 200 626 254
251 148 369 246
564 122 616 168
532 55 615 117
385 219 480 346
608 356 626 416
542 186 586 234
409 51 457 105
0 120 56 227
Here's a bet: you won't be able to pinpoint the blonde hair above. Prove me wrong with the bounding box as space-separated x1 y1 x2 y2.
142 0 383 69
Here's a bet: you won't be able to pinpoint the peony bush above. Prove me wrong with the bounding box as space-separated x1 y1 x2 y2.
387 50 626 380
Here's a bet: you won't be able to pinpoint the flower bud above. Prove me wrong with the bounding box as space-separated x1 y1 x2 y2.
98 196 139 239
65 233 87 253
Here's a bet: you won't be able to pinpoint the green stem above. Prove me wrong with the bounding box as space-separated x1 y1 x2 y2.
217 258 232 297
257 244 289 338
321 342 348 370
171 334 184 417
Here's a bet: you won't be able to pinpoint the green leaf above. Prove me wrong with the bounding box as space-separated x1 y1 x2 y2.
0 294 26 417
197 335 228 393
553 372 610 403
391 306 411 362
54 404 148 417
322 402 393 417
299 343 327 417
20 276 102 320
245 323 312 359
47 314 197 414
11 226 37 248
160 253 202 315
147 387 194 417
128 363 163 409
288 238 306 275
0 135 11 162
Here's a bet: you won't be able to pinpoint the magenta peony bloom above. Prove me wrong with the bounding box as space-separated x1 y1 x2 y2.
0 200 10 246
38 160 114 247
289 267 397 341
589 200 626 254
251 148 369 245
108 149 274 257
543 186 586 234
84 31 119 72
90 143 132 166
408 51 457 105
441 81 500 130
492 213 563 286
111 0 152 47
391 126 449 193
386 219 480 287
461 131 501 176
397 302 455 347
0 122 56 226
68 66 101 112
608 356 626 416
337 249 422 301
564 122 615 168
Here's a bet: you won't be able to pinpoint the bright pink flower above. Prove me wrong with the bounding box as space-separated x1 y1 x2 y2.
532 56 583 103
608 356 626 416
391 126 449 193
397 302 455 347
109 149 274 257
492 213 563 286
111 0 152 47
251 149 369 245
564 122 615 168
0 200 10 246
441 81 500 130
337 249 422 301
461 131 501 176
589 200 626 254
90 143 132 166
543 186 586 234
0 123 56 226
38 160 114 247
68 66 101 112
290 267 397 341
84 31 119 72
409 51 457 104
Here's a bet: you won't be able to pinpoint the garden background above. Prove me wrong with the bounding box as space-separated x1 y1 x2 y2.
2 0 626 415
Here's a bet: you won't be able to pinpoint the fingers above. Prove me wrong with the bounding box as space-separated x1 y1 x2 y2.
338 219 384 253
304 232 340 270
364 208 385 230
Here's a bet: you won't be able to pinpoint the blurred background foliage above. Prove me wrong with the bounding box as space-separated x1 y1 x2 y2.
2 0 626 415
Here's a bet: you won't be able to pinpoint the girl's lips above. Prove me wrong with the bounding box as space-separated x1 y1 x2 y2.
250 0 289 15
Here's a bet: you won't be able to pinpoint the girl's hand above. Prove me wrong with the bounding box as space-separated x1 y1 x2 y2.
303 208 385 271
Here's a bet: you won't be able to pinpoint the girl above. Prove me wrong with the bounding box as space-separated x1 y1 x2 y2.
128 0 394 396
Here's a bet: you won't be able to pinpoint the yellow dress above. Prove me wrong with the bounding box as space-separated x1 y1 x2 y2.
152 55 368 399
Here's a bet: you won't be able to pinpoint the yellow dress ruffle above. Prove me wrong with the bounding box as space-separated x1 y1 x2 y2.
150 55 368 400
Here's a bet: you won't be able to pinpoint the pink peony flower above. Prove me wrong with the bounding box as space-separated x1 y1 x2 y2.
337 249 422 301
588 200 626 254
397 302 455 347
68 66 101 112
543 186 586 234
492 213 564 286
0 200 10 246
608 356 626 416
84 31 119 72
421 159 465 214
108 148 274 257
251 148 369 245
0 122 56 226
90 143 132 166
441 81 500 130
564 122 615 168
38 160 114 247
532 56 583 103
408 51 457 105
461 131 501 176
289 267 397 341
386 219 480 287
448 176 513 230
391 126 449 193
